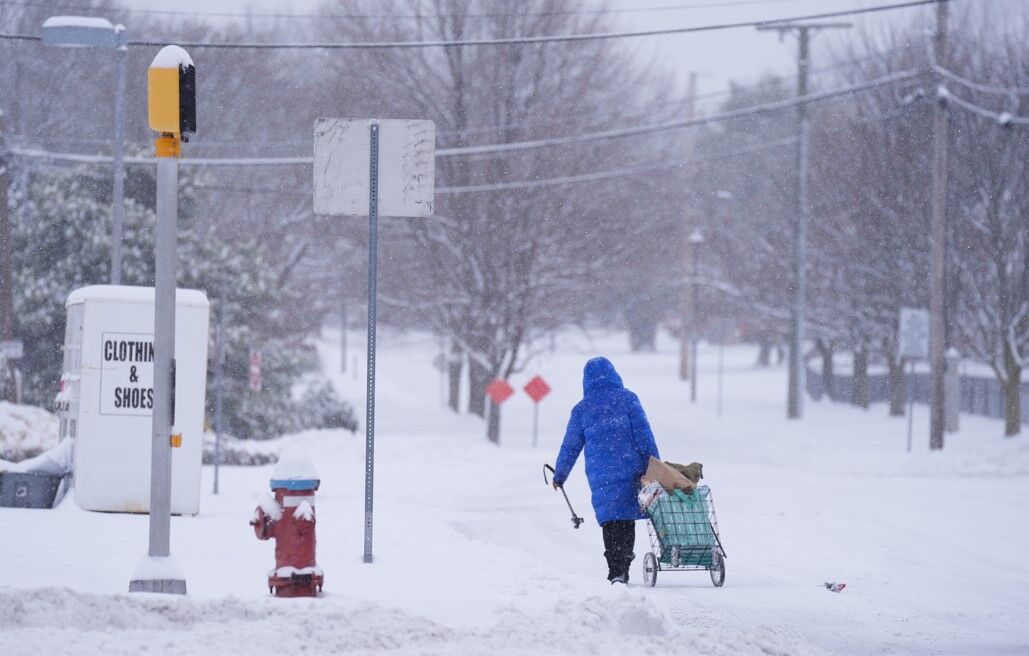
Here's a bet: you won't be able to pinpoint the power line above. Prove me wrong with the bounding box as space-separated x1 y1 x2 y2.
942 87 1029 126
132 1 945 49
438 69 920 156
0 0 811 22
0 0 945 49
7 69 917 167
934 65 1029 96
151 136 799 198
437 136 798 194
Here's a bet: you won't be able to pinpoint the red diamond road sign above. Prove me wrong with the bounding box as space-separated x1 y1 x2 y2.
523 376 551 403
485 379 515 405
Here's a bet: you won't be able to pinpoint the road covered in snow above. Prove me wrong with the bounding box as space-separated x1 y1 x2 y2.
1 330 1027 655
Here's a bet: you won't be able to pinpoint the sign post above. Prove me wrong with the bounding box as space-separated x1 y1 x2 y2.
129 44 195 596
898 307 930 453
523 376 551 448
248 350 262 392
314 118 434 564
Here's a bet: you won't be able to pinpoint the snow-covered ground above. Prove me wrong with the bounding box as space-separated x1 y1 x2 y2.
1 329 1027 655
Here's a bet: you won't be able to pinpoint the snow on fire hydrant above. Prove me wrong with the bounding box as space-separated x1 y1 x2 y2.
250 449 324 597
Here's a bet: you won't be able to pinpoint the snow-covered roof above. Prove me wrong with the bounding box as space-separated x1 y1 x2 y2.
66 285 209 308
42 16 114 30
150 45 194 69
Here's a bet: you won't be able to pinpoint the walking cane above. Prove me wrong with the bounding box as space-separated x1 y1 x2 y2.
543 464 585 529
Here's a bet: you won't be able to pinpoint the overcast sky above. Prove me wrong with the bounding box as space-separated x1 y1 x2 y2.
125 0 1015 107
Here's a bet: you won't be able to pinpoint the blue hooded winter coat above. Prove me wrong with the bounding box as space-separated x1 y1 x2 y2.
552 357 660 524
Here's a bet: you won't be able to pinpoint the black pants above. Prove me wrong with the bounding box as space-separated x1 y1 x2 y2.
602 520 635 580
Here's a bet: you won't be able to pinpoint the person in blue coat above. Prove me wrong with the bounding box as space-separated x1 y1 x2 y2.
551 357 660 584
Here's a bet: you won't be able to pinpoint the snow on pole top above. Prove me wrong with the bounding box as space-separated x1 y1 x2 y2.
42 16 115 30
150 45 194 69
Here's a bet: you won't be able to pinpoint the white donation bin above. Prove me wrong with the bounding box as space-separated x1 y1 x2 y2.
62 285 210 515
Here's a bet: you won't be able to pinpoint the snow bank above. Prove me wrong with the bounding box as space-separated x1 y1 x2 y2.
0 402 59 462
202 432 279 466
0 438 72 474
0 587 823 656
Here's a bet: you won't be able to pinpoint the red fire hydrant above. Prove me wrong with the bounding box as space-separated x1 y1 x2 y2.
250 452 323 597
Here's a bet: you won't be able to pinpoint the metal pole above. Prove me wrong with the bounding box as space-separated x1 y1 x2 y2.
717 322 725 418
928 2 949 451
212 299 224 495
340 291 347 373
148 155 177 562
906 359 915 453
532 402 539 448
363 122 380 565
0 113 14 402
439 336 446 408
787 27 811 421
689 239 699 403
110 36 127 285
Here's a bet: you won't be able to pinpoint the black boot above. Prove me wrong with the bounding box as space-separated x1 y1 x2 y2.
602 520 636 583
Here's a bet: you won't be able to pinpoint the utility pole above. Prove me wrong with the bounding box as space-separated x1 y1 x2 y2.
757 21 851 419
679 71 698 381
0 113 14 401
928 1 949 450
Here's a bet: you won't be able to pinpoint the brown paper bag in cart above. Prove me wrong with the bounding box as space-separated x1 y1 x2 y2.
641 456 695 493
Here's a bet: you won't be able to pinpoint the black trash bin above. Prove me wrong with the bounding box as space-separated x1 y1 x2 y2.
0 472 69 509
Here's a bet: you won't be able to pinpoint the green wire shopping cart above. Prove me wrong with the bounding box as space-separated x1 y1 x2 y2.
641 485 727 587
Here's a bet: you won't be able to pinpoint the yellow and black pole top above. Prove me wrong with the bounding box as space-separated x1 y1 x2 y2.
148 45 195 158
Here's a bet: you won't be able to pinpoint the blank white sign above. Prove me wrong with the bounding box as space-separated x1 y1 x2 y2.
898 307 930 360
313 118 435 218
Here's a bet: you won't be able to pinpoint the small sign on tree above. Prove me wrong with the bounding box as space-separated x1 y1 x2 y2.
248 350 262 392
485 379 515 405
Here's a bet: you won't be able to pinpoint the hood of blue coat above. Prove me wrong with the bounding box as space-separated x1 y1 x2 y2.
582 357 624 395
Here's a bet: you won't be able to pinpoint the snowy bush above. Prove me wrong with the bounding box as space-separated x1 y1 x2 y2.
297 378 359 433
0 402 59 462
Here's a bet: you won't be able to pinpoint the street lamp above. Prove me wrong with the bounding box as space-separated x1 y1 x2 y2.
688 228 705 403
42 15 129 285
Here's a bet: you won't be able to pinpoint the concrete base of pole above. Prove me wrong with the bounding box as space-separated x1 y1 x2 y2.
128 555 187 595
128 579 187 595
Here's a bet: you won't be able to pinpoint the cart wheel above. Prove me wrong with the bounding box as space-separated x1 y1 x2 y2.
643 552 658 587
670 545 681 568
710 550 725 587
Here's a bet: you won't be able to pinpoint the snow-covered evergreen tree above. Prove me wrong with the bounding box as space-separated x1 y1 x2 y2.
10 165 318 439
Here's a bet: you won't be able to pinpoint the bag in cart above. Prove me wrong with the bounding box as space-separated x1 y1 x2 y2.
640 484 727 587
